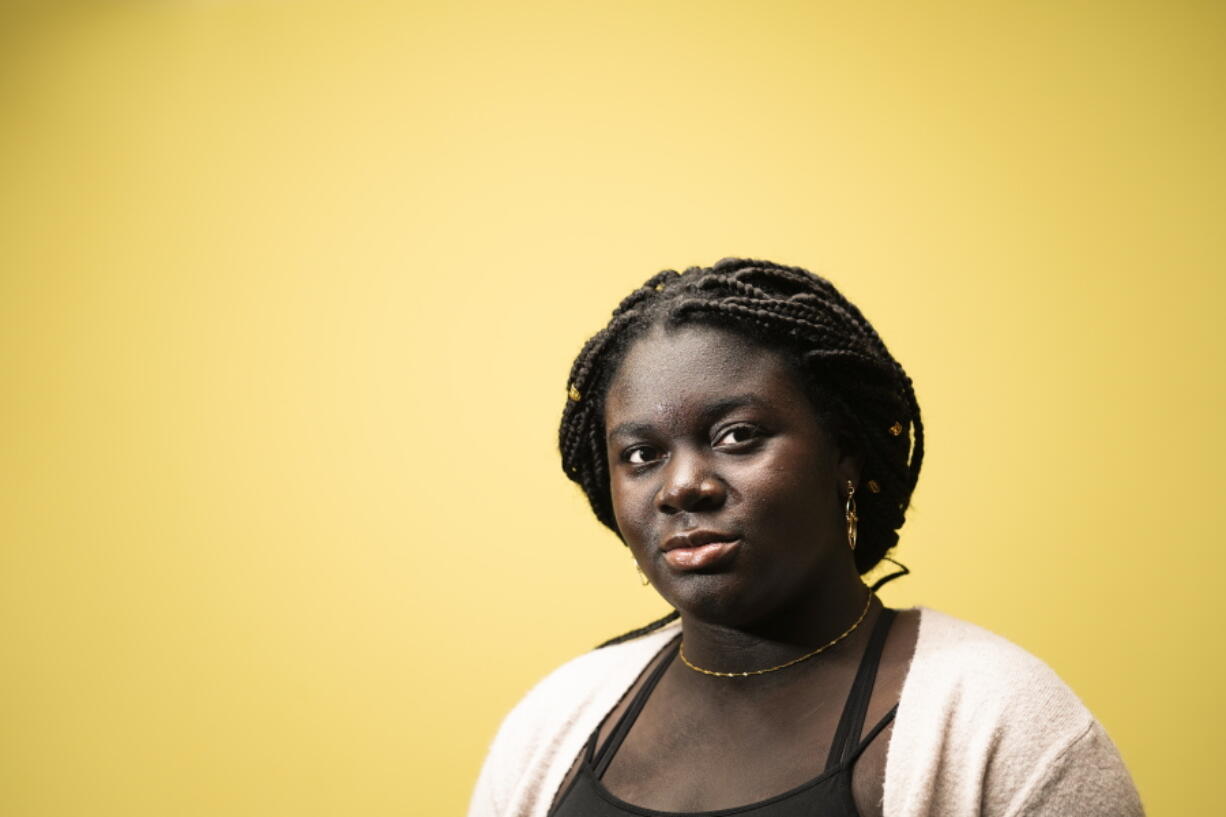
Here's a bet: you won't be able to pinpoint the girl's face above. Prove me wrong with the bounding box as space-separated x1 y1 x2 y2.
603 323 859 627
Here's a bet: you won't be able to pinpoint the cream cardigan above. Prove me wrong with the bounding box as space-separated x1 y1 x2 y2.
467 608 1143 817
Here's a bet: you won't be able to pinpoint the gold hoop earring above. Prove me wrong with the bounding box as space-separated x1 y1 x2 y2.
634 560 650 586
844 480 858 552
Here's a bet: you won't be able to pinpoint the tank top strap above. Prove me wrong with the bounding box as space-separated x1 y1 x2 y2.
844 702 899 765
591 641 678 779
824 607 898 771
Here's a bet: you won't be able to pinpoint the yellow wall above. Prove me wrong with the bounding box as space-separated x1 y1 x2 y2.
2 2 1222 814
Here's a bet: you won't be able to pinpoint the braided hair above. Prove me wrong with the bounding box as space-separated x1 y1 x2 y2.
559 258 924 646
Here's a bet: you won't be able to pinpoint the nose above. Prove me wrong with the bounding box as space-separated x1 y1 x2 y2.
656 449 726 514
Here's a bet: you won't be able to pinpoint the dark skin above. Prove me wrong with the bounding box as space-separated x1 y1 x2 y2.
560 324 919 816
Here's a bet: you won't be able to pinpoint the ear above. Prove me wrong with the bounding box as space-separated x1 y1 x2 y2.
835 450 862 497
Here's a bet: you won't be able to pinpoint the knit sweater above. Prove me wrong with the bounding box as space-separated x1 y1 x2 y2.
467 608 1143 817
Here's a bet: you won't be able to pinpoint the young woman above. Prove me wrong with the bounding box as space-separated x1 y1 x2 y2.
468 258 1143 817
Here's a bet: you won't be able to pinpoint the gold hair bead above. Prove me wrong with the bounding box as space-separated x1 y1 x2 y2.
654 284 665 291
889 421 903 436
567 384 582 402
867 479 881 493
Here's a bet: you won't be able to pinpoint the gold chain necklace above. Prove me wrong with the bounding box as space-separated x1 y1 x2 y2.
678 590 875 678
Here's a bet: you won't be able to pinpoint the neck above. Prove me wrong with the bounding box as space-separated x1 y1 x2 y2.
677 577 875 677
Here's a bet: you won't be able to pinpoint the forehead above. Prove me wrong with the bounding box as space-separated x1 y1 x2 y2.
604 324 811 423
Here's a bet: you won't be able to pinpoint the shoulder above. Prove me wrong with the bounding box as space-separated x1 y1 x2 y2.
467 623 679 817
495 625 677 751
884 608 1143 817
908 607 1082 710
894 607 1095 768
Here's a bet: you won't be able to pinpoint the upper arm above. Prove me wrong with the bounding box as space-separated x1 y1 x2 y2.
1005 721 1144 817
467 705 524 817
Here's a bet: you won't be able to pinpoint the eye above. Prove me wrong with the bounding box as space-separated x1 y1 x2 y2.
623 445 662 466
714 423 761 447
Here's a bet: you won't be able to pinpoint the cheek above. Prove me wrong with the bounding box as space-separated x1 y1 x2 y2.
609 477 653 546
740 453 835 530
746 474 820 528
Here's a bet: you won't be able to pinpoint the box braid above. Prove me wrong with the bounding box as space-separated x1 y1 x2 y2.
559 258 924 647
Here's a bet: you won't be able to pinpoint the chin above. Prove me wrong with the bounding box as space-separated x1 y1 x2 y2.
663 574 768 627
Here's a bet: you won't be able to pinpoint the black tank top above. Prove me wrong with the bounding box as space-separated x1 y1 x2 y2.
550 609 899 817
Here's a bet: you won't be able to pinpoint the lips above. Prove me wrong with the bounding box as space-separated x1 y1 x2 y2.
660 530 741 571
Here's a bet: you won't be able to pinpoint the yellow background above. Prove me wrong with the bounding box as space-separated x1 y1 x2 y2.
2 2 1222 814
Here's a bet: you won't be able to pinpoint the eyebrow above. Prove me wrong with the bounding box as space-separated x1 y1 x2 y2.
606 394 766 441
